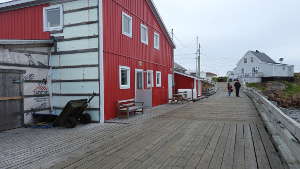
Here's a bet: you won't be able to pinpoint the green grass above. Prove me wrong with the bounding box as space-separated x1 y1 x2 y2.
246 83 267 91
283 82 300 96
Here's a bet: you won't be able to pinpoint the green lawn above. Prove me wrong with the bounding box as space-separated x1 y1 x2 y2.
246 83 267 91
283 82 300 96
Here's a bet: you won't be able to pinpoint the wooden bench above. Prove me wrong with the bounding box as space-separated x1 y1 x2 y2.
117 99 144 118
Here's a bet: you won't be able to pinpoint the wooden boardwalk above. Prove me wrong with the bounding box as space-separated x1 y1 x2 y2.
51 85 287 169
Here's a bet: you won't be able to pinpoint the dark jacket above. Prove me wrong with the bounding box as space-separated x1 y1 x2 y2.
234 81 241 89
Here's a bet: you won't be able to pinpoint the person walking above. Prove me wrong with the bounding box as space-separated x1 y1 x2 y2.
227 82 233 96
234 80 241 97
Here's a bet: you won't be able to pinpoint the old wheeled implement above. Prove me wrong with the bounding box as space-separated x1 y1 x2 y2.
53 94 95 128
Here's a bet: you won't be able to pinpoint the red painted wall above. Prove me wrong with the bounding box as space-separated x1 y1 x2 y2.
0 4 50 40
174 73 194 92
103 0 174 120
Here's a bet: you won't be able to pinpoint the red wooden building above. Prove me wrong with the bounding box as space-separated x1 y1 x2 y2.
174 71 203 99
0 0 175 123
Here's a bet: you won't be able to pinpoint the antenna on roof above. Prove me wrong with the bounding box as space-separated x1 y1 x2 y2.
279 58 284 64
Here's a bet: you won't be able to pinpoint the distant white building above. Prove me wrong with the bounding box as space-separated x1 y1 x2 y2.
231 50 294 83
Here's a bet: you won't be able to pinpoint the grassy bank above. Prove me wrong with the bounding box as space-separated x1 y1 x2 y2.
247 81 300 97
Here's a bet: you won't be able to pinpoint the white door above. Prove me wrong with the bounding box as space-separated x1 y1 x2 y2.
168 74 173 99
135 69 144 103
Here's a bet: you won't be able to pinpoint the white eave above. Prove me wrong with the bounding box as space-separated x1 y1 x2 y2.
0 39 54 45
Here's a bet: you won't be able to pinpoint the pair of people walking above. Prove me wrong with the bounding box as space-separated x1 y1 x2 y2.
227 80 241 97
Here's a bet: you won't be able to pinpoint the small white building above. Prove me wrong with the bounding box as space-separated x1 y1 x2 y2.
232 50 294 83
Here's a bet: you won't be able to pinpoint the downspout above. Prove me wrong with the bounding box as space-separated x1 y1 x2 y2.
47 41 55 113
98 0 105 123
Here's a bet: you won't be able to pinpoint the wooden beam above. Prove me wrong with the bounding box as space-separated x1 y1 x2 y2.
0 96 23 101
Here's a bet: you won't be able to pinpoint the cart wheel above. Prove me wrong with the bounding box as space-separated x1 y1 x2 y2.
65 117 77 128
80 114 91 124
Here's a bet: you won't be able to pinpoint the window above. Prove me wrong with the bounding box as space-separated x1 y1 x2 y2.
156 71 162 87
154 32 160 50
244 58 247 63
140 24 148 44
122 12 132 37
147 70 153 88
241 68 245 74
119 66 130 89
43 5 63 31
251 57 254 63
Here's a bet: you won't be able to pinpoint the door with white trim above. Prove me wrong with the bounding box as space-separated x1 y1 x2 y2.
135 69 144 103
168 74 173 99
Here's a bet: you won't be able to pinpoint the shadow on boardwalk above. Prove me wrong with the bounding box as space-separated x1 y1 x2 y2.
0 83 287 169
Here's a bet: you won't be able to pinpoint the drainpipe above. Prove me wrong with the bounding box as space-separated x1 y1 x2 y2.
47 43 54 113
98 0 105 123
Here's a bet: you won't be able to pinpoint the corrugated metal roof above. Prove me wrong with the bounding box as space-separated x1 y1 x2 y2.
174 62 187 72
250 50 277 64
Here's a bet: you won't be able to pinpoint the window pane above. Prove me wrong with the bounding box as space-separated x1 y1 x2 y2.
154 33 159 49
123 14 131 35
147 72 151 85
47 7 60 27
141 26 147 43
121 69 128 85
137 72 143 89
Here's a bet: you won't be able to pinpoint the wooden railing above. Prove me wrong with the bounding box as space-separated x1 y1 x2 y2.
244 87 300 169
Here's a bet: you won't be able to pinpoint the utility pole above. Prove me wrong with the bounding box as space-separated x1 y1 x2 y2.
196 37 201 77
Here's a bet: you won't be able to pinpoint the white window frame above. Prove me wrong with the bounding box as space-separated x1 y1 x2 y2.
122 12 133 38
156 71 162 87
154 32 160 50
140 24 148 45
43 5 63 32
119 66 131 89
147 70 154 88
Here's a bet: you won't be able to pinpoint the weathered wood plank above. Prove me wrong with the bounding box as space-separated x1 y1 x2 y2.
256 123 285 169
244 123 258 169
250 122 272 169
221 123 237 169
208 123 231 169
233 123 245 169
196 122 225 169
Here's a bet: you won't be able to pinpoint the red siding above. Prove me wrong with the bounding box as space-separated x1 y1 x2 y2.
174 73 194 92
103 0 173 120
0 4 50 40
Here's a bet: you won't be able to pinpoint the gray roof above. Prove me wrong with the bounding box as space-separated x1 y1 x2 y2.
174 62 187 73
250 50 277 64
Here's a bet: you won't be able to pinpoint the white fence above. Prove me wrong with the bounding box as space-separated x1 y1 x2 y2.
245 88 300 169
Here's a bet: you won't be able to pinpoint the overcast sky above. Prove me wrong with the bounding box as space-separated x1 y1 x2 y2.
0 0 299 75
153 0 300 75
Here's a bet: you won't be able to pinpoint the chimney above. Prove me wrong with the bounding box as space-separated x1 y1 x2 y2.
255 50 259 53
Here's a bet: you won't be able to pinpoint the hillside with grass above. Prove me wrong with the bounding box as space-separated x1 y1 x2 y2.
246 74 300 108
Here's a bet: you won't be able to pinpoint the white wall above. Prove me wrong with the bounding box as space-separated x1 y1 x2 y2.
0 46 51 124
49 0 100 122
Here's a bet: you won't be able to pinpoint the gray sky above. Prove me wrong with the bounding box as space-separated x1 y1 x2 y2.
0 0 299 75
153 0 300 75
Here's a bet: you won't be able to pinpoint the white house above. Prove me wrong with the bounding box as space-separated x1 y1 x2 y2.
231 50 294 83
